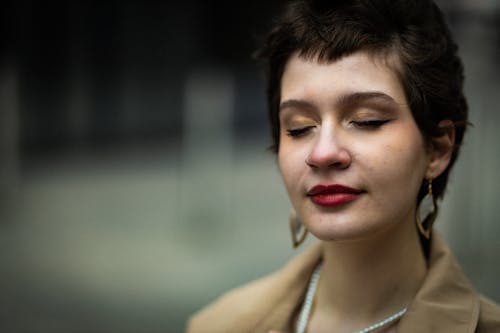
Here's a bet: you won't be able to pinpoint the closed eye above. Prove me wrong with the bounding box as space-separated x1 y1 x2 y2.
286 126 315 137
351 120 391 128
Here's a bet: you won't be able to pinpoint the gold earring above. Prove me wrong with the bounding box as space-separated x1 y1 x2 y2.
416 178 438 240
289 211 308 248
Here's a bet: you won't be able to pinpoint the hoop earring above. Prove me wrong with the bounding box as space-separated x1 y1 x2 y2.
416 178 438 240
289 211 308 248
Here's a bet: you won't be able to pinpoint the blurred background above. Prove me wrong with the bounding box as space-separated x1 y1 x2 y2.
0 0 499 332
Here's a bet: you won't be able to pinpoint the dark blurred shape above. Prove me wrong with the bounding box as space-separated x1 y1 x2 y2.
2 0 287 162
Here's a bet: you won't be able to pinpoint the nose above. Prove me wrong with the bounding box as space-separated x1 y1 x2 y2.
305 128 352 170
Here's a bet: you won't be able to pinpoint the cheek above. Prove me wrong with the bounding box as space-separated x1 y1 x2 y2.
369 139 428 193
357 131 427 179
278 145 306 191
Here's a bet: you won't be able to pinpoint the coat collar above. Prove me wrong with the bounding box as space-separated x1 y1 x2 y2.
258 232 480 332
397 232 480 332
253 242 323 332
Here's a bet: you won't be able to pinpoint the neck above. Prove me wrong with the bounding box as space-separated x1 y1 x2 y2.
313 219 427 331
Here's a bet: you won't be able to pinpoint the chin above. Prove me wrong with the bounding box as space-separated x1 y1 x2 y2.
304 218 387 243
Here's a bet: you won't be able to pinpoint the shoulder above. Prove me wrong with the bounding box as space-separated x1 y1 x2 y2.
477 296 500 332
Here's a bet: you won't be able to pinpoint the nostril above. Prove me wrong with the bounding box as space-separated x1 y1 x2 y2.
329 160 349 169
305 150 351 170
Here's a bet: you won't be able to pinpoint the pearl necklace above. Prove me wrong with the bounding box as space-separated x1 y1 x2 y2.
296 263 407 333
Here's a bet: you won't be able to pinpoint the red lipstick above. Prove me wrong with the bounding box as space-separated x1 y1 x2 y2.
307 184 364 207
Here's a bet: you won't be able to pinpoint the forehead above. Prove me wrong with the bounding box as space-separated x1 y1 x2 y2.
280 50 407 106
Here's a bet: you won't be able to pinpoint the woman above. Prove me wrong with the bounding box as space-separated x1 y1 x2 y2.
187 0 500 332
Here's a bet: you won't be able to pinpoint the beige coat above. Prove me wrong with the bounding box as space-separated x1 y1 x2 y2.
187 233 500 332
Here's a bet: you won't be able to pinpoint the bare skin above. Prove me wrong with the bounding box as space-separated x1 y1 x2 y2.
306 211 426 333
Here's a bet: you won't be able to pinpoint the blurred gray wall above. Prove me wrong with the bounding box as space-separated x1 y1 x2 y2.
0 1 499 332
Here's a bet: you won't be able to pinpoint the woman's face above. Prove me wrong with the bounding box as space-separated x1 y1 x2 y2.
278 51 432 241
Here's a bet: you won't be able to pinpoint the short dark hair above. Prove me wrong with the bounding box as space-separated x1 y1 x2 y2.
256 0 468 202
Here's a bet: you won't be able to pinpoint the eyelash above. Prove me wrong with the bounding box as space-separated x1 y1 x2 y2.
286 126 314 137
285 120 390 137
351 120 390 128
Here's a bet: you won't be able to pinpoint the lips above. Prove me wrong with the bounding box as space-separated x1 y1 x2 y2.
307 184 364 207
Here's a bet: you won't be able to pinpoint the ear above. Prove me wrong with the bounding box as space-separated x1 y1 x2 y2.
426 120 455 179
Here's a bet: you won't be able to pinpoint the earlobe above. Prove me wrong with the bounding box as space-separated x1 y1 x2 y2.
425 120 455 179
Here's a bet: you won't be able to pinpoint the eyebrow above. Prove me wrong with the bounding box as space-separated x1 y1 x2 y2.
279 99 317 112
336 91 399 109
279 91 401 113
